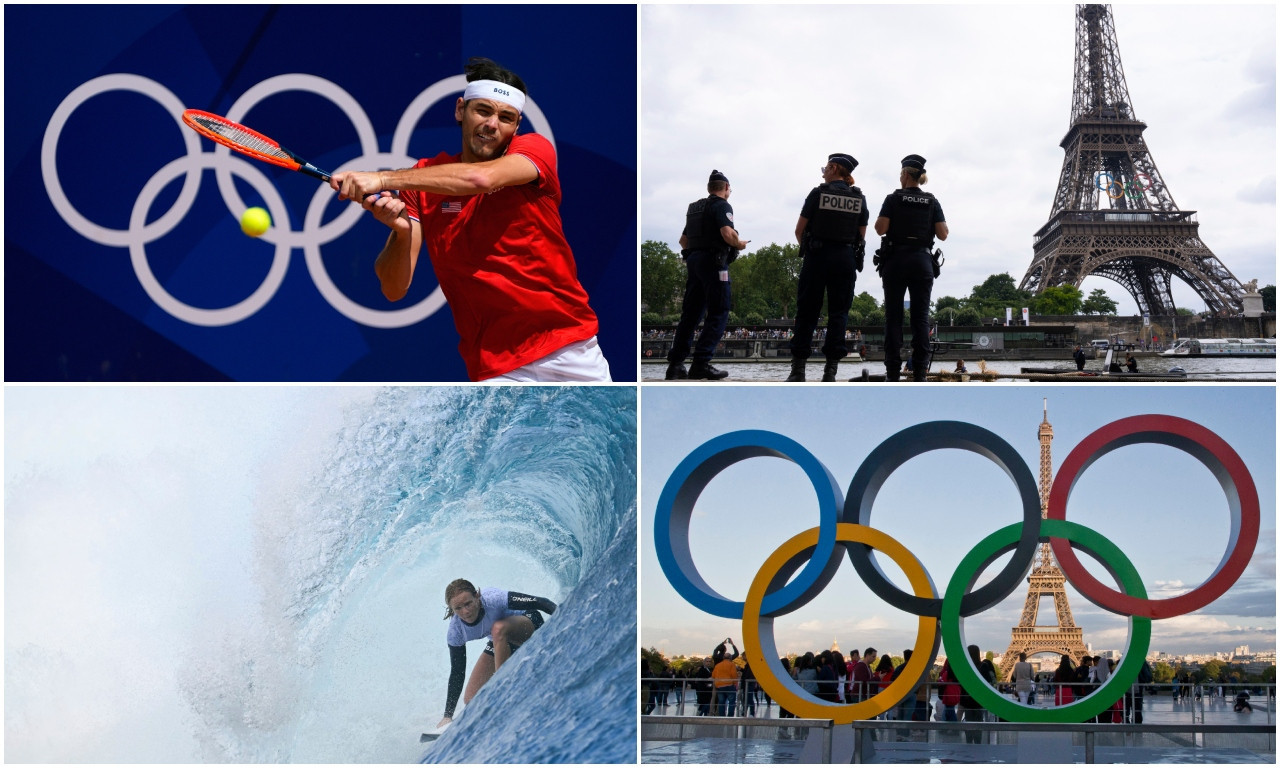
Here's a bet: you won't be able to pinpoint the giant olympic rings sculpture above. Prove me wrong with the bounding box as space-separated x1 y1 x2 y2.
41 73 555 328
654 416 1259 724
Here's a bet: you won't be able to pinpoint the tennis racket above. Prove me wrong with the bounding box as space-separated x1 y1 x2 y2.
182 109 333 183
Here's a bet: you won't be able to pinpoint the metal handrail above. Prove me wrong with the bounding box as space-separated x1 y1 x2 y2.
848 720 1275 732
846 720 1276 764
642 677 1275 725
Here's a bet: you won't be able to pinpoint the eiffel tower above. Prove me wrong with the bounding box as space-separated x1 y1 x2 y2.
1020 4 1247 316
999 400 1089 681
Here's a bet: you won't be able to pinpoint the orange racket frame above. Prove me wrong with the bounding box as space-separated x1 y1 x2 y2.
182 109 332 182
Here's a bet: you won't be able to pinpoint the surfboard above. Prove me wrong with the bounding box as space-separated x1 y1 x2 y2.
420 721 452 743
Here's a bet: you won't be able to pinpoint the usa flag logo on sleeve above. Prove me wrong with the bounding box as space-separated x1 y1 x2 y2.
441 201 463 214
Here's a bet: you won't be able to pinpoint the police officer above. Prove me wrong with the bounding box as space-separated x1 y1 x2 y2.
875 155 948 381
787 153 869 382
666 170 750 380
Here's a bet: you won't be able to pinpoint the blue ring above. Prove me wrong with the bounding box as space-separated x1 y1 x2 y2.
842 421 1043 617
654 430 843 618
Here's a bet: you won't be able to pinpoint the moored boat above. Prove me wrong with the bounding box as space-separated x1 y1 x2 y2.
1159 338 1276 358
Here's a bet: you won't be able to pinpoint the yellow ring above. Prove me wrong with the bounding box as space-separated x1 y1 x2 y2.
742 523 939 724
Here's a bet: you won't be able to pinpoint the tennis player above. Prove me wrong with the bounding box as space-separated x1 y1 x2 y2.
331 57 611 382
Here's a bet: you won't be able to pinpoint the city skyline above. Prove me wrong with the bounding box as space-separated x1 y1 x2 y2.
640 387 1275 661
646 642 1277 666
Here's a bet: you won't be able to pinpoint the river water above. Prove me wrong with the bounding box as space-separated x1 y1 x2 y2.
642 357 1275 382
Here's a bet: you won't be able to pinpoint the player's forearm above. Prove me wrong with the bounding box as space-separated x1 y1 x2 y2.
443 645 466 718
374 227 418 302
379 164 499 197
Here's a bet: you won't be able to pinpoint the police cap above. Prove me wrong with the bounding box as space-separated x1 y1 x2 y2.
828 153 858 173
901 154 927 171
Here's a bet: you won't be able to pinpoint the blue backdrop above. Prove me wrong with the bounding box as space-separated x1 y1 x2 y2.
5 5 637 381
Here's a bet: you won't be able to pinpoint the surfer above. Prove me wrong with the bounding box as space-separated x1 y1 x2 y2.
436 578 557 729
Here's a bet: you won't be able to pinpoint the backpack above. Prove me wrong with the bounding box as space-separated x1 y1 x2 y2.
939 668 961 707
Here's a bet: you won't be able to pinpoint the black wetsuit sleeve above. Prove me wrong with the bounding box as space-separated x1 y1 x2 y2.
507 591 557 615
444 644 466 718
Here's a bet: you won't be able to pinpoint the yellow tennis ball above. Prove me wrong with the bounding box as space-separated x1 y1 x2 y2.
240 207 271 237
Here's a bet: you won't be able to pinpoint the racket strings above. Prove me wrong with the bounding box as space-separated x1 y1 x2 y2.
190 114 291 163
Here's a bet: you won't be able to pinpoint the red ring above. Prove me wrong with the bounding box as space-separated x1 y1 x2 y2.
1047 415 1259 619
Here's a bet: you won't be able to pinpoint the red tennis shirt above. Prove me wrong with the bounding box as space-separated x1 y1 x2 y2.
402 133 599 380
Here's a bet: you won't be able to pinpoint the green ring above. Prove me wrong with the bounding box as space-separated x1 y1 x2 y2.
941 519 1151 723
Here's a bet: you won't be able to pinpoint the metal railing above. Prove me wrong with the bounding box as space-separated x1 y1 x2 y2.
995 681 1276 726
847 720 1276 764
641 678 1275 725
640 678 763 717
641 677 900 717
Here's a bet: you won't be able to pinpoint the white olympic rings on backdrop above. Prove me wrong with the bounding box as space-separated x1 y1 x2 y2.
131 154 292 326
41 72 555 328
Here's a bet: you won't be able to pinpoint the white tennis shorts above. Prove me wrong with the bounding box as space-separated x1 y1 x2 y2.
486 336 613 382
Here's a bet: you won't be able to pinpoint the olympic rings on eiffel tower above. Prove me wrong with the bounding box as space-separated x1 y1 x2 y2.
653 417 1260 722
1095 172 1151 200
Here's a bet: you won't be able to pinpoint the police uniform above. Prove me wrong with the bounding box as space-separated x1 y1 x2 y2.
667 170 737 380
789 153 868 382
879 155 946 381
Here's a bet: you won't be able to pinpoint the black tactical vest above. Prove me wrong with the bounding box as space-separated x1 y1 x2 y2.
808 183 863 244
887 189 936 245
683 195 723 250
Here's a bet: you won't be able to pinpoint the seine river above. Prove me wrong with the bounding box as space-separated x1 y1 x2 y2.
641 356 1275 382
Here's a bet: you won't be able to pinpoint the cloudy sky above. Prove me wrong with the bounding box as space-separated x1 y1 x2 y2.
640 386 1276 661
641 4 1276 315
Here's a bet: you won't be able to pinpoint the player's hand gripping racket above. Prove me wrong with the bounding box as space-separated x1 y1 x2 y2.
182 109 333 183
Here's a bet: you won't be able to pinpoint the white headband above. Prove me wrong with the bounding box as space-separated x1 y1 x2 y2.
462 79 526 113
